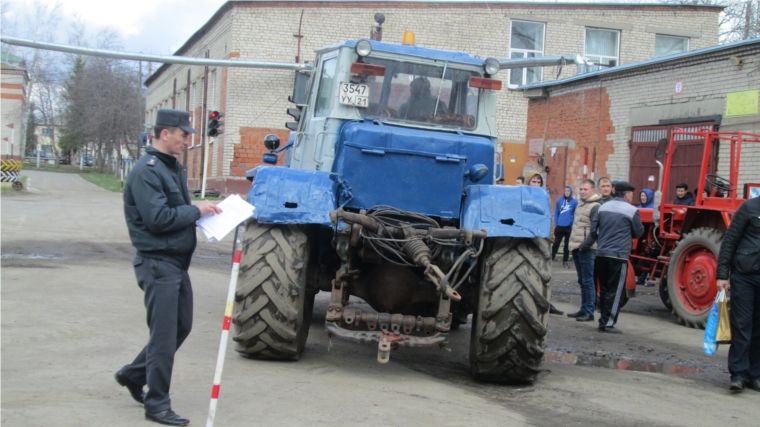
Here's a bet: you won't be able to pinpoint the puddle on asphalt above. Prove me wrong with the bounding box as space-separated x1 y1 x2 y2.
195 254 223 259
1 253 66 260
544 351 703 375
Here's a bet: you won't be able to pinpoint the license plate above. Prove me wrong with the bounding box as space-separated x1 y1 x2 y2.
339 82 369 108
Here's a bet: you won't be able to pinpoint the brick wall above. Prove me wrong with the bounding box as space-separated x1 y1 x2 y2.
525 41 760 192
145 1 721 192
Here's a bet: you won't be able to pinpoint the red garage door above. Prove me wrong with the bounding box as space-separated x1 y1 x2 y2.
630 123 717 201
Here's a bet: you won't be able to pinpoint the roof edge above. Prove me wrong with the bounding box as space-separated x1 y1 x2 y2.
519 38 760 91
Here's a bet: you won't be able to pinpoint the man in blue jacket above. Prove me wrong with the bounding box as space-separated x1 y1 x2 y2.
552 185 578 268
581 181 644 333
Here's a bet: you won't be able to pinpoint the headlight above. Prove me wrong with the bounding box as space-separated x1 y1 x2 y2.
355 39 372 58
483 57 500 76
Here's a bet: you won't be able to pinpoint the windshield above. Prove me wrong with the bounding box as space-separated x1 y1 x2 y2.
357 58 480 130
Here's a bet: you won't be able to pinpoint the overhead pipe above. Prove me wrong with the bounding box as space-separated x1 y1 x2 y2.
1 36 314 71
499 54 594 74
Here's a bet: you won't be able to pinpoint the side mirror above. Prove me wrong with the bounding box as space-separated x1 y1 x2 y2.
465 164 489 182
289 71 310 105
264 134 281 151
655 138 668 159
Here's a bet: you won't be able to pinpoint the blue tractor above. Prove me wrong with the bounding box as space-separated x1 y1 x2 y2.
235 38 554 383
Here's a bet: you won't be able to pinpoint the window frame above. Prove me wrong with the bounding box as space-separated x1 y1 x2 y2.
654 34 689 58
508 19 546 88
583 27 621 70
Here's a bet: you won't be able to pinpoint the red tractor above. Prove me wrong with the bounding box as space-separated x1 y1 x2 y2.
630 128 760 328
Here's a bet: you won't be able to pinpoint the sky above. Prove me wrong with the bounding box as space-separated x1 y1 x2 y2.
2 0 228 55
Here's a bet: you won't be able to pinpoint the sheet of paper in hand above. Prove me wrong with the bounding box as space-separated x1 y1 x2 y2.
196 194 255 242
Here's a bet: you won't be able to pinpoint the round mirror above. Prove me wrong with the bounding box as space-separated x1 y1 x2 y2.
264 134 281 151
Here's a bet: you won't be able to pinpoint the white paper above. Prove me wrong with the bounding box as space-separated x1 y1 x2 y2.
196 194 255 242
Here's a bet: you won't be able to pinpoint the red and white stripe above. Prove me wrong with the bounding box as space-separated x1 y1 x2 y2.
206 227 243 427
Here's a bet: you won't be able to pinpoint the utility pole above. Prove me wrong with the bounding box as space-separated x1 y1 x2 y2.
200 50 210 198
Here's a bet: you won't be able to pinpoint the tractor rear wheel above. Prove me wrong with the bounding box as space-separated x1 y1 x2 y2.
470 237 551 383
232 220 315 360
667 228 722 329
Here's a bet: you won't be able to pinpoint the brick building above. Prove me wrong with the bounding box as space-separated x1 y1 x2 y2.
521 38 760 206
1 53 29 160
144 0 722 194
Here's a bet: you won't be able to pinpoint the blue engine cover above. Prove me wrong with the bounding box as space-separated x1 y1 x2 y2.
462 185 551 238
246 166 337 225
332 121 494 219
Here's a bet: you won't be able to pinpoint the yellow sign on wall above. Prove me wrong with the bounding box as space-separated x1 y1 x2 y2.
726 89 759 117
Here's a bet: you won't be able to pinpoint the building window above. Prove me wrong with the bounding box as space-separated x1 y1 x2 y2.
509 20 545 87
654 34 689 57
41 128 50 136
585 28 620 70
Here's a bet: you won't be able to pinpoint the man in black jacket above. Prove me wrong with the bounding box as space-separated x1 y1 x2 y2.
716 196 760 392
115 109 221 426
581 181 644 333
673 183 695 206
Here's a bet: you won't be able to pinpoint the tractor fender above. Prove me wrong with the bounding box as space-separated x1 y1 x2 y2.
461 185 551 238
245 166 338 225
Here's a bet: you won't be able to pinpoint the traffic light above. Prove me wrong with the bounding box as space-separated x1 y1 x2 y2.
286 71 308 131
207 111 225 137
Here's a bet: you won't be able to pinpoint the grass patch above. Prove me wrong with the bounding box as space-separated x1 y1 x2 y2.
78 172 125 193
1 176 28 196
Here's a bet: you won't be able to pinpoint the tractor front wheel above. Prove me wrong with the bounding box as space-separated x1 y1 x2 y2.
232 220 315 360
470 237 551 383
667 228 722 329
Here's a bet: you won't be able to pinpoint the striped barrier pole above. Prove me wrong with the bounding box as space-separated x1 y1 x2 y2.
206 225 244 427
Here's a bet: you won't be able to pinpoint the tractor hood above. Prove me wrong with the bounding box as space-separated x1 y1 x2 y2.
332 120 494 219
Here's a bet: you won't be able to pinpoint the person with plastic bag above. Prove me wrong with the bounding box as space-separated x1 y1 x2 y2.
716 195 760 392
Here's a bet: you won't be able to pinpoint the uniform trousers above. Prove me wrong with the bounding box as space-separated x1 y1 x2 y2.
728 272 760 384
595 256 628 328
121 256 193 413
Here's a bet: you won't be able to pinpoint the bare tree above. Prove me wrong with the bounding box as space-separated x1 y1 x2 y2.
656 0 759 42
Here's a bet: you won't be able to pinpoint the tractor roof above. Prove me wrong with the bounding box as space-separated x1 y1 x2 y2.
317 40 485 67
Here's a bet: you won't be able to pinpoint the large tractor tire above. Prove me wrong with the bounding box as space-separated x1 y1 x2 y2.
668 228 722 329
232 220 315 360
470 237 551 384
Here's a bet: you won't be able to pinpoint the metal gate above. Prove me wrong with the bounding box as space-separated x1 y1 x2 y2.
629 123 716 200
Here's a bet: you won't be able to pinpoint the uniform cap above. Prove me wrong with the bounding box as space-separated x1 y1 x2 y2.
614 181 636 193
155 109 198 134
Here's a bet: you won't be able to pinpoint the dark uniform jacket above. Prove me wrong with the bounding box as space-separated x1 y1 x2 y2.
124 146 200 270
582 197 644 259
717 197 760 279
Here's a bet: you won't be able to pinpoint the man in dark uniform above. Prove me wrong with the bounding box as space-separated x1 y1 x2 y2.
115 109 221 426
581 181 643 333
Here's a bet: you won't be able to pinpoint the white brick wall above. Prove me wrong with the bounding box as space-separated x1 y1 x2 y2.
146 2 721 179
546 42 760 188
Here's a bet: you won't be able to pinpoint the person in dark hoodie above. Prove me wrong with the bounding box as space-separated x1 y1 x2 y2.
673 183 695 206
552 185 578 268
638 188 654 208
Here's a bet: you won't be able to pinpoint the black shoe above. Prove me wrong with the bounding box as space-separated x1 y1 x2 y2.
563 262 570 269
146 409 189 426
576 313 594 322
729 380 746 391
598 326 622 334
549 305 564 315
567 311 583 318
749 379 760 391
115 369 145 404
